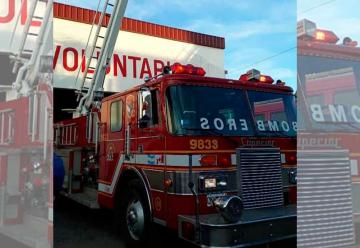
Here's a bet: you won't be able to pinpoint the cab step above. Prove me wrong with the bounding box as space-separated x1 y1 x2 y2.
60 187 100 209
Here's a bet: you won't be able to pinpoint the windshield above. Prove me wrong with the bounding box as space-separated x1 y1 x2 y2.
166 85 296 137
298 55 360 132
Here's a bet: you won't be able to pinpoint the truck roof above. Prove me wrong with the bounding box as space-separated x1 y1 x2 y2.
102 74 294 102
298 39 360 61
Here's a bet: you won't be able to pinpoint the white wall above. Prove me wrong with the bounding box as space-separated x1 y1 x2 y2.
0 0 44 53
54 18 225 92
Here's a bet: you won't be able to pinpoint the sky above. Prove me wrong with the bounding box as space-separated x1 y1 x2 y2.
55 0 298 88
298 0 360 43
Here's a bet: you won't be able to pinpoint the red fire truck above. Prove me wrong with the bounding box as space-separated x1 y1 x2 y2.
297 19 360 247
55 65 297 247
54 0 297 247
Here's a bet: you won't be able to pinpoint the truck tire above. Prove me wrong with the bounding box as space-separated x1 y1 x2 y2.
118 179 151 248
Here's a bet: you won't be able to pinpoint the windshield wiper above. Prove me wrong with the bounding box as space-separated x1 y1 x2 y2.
308 120 360 132
184 127 223 136
257 130 294 137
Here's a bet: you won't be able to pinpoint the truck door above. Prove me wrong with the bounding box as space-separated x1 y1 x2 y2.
99 94 138 191
100 99 125 184
137 88 166 221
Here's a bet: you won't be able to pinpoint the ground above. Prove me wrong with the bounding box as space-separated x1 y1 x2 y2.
0 233 30 248
355 215 360 246
54 197 126 248
54 196 296 248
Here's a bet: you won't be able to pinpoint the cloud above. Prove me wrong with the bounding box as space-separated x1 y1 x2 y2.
56 0 99 10
126 0 252 17
183 18 294 42
227 60 296 82
225 45 296 88
125 1 160 20
265 67 296 81
298 0 360 41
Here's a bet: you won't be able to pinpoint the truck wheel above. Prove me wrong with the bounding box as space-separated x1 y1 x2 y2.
120 179 151 247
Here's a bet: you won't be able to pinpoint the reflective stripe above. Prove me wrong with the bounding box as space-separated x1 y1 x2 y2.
281 153 286 163
165 154 201 166
98 153 236 194
48 208 53 222
126 154 237 167
132 154 201 166
351 159 359 176
135 154 165 166
98 155 126 194
231 154 236 165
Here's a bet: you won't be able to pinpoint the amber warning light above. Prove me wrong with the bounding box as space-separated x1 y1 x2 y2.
314 29 339 43
239 69 274 84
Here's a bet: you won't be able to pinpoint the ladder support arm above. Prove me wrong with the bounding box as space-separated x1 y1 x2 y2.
77 0 128 115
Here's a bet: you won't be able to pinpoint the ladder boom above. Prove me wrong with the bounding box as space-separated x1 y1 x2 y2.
77 0 128 115
11 0 53 97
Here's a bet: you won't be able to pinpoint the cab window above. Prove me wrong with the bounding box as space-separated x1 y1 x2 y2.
110 100 122 132
139 89 159 128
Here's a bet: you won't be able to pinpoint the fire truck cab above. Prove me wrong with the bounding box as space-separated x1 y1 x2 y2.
297 19 360 247
55 64 297 247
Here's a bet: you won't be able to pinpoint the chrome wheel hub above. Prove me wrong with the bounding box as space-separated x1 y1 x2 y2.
126 199 145 240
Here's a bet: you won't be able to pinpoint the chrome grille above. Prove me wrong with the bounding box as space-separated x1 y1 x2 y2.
297 149 355 248
236 147 284 209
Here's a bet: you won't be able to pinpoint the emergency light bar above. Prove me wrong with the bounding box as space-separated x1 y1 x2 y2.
239 69 274 84
297 19 316 39
314 29 339 43
169 63 206 76
297 19 339 44
343 37 358 47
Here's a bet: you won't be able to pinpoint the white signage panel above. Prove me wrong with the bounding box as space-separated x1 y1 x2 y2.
53 18 225 92
0 0 44 53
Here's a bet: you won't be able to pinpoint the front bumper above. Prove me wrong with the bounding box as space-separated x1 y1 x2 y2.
178 204 296 247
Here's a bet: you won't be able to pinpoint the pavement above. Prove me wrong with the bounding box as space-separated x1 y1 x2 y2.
54 196 194 248
54 196 296 248
0 214 50 248
354 215 360 246
54 196 126 248
0 233 30 248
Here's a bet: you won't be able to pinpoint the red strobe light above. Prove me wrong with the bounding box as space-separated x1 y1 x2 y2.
171 63 206 76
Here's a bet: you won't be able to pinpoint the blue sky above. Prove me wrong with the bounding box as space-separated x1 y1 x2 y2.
298 0 360 43
56 0 297 89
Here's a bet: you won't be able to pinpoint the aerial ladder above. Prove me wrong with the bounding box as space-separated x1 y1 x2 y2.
75 0 128 117
11 0 53 98
56 0 128 151
53 0 128 205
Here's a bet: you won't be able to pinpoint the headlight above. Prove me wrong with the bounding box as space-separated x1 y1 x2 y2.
199 175 228 192
213 195 243 223
33 162 41 169
204 178 217 189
